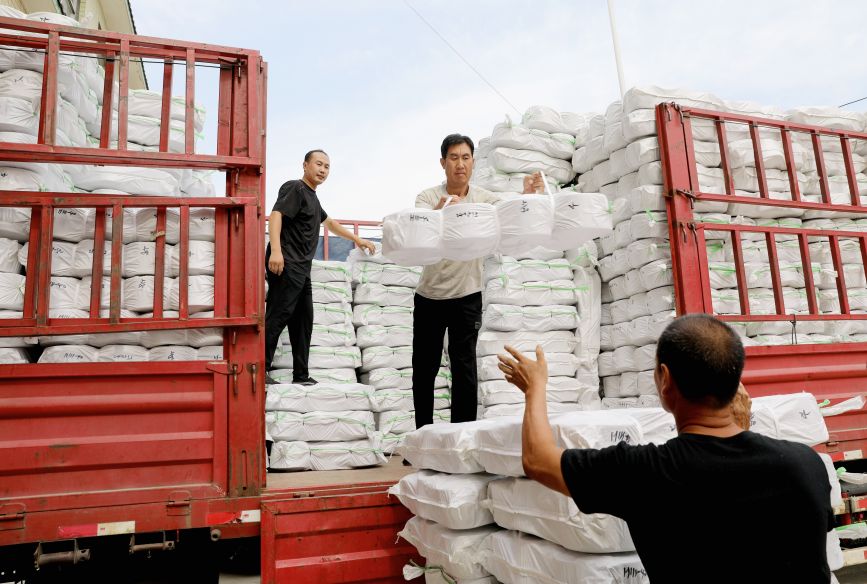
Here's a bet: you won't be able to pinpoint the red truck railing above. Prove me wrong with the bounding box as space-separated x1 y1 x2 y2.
0 17 268 545
657 102 867 459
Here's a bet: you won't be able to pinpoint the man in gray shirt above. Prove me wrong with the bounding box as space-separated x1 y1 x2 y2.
412 133 543 428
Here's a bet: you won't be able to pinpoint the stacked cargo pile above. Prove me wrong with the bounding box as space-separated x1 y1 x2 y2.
473 105 589 193
348 246 453 455
393 393 839 582
479 249 600 418
0 8 222 363
266 259 386 471
579 87 867 406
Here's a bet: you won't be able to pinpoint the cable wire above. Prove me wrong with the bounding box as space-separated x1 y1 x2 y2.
402 0 522 117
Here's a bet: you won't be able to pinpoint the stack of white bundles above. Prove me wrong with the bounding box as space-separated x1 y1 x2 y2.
0 233 26 360
266 380 386 472
348 246 452 452
480 252 600 417
271 260 357 384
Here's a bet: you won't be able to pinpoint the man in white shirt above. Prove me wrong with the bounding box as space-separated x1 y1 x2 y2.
412 133 543 428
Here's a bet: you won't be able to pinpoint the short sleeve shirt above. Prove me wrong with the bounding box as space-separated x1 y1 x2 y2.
414 184 499 300
271 179 328 264
560 431 833 583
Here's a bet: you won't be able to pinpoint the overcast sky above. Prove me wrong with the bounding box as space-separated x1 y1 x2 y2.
134 0 867 223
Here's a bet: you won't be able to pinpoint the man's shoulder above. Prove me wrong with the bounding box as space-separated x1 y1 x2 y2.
468 184 497 203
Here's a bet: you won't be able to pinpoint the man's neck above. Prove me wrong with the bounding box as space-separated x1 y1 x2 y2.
445 182 469 198
301 177 317 191
675 408 743 438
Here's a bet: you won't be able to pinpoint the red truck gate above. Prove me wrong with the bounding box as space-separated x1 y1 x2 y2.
657 102 867 461
0 15 268 545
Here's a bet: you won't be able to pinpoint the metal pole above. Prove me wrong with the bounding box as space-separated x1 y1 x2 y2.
607 0 626 99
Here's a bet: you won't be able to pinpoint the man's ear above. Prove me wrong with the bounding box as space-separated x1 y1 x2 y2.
440 158 446 170
658 363 675 407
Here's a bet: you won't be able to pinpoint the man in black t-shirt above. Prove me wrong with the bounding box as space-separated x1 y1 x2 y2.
265 150 375 385
497 314 833 583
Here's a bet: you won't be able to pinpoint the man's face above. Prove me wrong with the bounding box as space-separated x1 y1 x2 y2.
303 152 330 186
440 142 474 187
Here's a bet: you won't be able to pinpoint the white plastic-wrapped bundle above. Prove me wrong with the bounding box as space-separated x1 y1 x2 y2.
268 441 311 471
389 470 497 530
400 418 504 474
361 345 413 371
491 121 575 159
306 439 386 471
96 344 149 362
750 393 829 446
353 283 413 307
548 192 613 250
269 368 357 385
312 302 352 326
196 346 223 360
479 352 578 381
309 260 351 283
398 517 499 582
351 304 413 327
441 203 500 261
481 530 646 584
309 323 356 347
381 208 443 266
483 257 572 284
495 195 554 256
70 166 181 197
371 387 448 413
482 401 582 419
272 345 362 369
37 308 141 347
265 383 372 413
179 169 216 197
147 346 197 361
311 280 352 304
355 324 413 349
0 272 25 311
478 377 584 406
123 89 206 131
475 411 642 477
486 477 634 553
0 344 28 364
476 331 577 356
0 311 35 348
135 207 216 243
38 344 98 363
523 105 573 135
482 304 579 332
266 410 374 442
483 279 580 306
361 367 450 391
375 410 416 435
352 262 421 288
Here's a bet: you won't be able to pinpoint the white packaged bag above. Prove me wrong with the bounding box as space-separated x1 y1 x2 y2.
548 191 613 250
479 352 578 381
486 478 634 553
308 346 362 369
308 438 386 470
97 344 149 362
495 195 554 255
381 208 443 266
310 260 351 282
265 383 372 413
361 367 413 390
355 324 413 349
482 304 579 333
0 310 35 348
147 346 197 361
476 330 577 356
38 344 98 363
266 410 374 442
398 517 498 581
389 470 498 530
0 347 28 364
0 272 25 310
352 262 421 288
309 323 356 347
491 121 575 159
441 203 500 261
482 402 581 419
268 368 357 385
483 278 579 307
375 410 416 434
481 530 647 584
483 257 572 284
522 105 570 135
70 166 181 197
353 283 414 307
475 410 642 477
361 345 413 371
311 280 352 304
750 393 829 446
312 302 352 326
196 346 223 360
478 377 583 406
352 304 413 327
400 418 505 474
268 441 311 471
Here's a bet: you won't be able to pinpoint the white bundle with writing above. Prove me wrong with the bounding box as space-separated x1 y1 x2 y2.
750 393 829 446
400 418 505 474
38 344 98 363
485 477 634 553
441 203 500 261
381 208 443 266
398 517 500 581
495 194 554 256
147 346 198 362
548 191 613 250
97 344 149 362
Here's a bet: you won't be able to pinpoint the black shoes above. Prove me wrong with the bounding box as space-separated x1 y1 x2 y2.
293 377 318 386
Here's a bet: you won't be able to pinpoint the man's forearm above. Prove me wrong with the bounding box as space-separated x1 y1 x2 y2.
269 212 282 253
325 219 359 245
522 386 568 495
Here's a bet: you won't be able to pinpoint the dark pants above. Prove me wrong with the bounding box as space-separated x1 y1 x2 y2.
412 292 482 429
264 249 313 380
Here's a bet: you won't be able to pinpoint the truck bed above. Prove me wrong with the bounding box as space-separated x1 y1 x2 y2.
265 458 413 492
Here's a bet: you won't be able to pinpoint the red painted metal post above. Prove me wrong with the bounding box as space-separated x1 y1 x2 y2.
117 39 130 150
109 203 124 322
99 55 116 148
749 122 769 199
185 48 196 155
90 209 107 316
159 59 174 153
37 31 59 146
781 128 802 203
153 208 168 318
178 206 190 319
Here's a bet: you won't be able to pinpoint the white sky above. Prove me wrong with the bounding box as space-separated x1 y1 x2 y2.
134 0 867 222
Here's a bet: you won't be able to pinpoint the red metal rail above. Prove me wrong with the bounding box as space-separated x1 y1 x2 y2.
657 102 867 458
0 17 268 544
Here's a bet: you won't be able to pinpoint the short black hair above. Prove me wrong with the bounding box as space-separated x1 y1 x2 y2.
304 149 328 162
440 134 474 159
656 314 745 408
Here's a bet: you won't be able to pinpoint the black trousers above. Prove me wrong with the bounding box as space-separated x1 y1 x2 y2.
412 292 482 429
264 249 313 379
